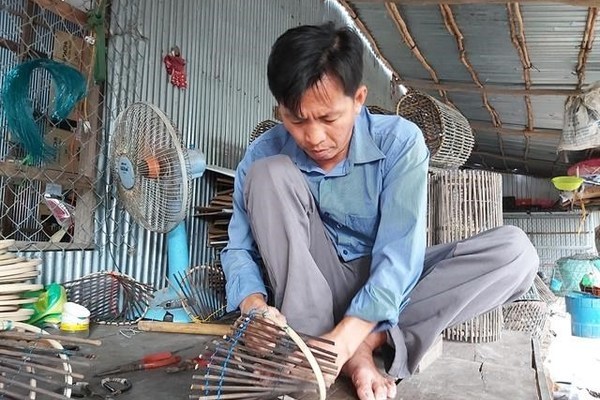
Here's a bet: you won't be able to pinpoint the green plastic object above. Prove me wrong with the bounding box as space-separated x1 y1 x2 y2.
24 283 67 327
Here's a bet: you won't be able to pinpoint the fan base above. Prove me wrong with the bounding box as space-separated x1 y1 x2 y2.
144 286 192 323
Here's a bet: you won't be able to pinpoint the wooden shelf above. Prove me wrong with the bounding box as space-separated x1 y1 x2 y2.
0 161 93 193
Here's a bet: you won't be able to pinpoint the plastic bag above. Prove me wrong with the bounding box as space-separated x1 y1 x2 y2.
559 83 600 151
23 283 67 327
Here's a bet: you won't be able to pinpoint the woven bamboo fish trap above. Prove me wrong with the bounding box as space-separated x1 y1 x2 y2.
176 264 231 323
249 120 278 144
191 313 337 400
366 105 394 115
63 271 154 325
396 91 474 170
502 300 549 340
430 170 505 343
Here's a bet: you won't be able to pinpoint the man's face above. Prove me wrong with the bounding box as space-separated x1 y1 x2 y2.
279 75 367 172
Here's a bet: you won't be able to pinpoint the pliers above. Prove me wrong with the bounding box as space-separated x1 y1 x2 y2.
94 351 182 377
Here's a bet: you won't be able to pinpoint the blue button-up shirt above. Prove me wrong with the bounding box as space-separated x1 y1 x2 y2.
221 107 429 329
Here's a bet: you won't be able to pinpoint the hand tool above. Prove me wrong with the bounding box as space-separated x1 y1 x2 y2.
94 351 182 377
136 320 230 336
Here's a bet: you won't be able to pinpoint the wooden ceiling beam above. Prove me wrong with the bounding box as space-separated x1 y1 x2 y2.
469 120 561 138
355 0 599 7
398 78 581 96
576 7 598 89
440 4 502 127
471 151 568 167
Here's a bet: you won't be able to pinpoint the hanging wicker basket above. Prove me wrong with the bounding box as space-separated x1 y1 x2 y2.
396 91 474 169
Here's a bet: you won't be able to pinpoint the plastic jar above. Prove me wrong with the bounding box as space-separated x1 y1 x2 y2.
60 302 90 338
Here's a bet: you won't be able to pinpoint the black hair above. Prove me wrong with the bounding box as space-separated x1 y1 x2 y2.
267 22 364 116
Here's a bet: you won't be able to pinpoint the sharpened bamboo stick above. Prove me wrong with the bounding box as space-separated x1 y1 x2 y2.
0 348 89 367
0 375 70 400
0 357 83 380
0 331 101 346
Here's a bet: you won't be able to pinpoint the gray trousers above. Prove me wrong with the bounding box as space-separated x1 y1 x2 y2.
244 155 538 378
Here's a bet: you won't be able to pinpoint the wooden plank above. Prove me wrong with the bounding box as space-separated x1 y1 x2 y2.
531 339 553 400
0 161 92 193
31 0 88 27
353 0 598 7
399 78 581 96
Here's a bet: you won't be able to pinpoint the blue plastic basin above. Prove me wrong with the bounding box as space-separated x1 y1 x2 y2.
565 292 600 338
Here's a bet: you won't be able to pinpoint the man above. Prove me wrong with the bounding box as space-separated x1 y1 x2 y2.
221 22 538 400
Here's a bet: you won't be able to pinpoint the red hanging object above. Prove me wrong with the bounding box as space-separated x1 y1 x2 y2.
164 46 187 89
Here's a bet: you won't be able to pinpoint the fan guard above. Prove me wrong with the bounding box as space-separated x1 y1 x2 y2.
111 102 191 233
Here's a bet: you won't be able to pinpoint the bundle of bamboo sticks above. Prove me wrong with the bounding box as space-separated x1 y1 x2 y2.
190 314 337 400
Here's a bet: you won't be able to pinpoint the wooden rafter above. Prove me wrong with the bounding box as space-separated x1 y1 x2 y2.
397 78 582 96
336 0 399 78
507 3 534 128
385 2 451 103
470 121 560 139
507 3 534 174
440 4 502 127
471 151 568 167
576 7 598 89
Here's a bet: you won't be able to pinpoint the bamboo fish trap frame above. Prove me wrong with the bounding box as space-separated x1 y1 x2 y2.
191 313 337 400
0 320 101 399
429 170 505 343
396 91 474 170
174 264 233 323
62 271 154 325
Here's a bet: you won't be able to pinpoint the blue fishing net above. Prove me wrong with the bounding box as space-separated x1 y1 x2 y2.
1 59 87 161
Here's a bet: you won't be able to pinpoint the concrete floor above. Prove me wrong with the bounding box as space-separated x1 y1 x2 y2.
65 324 549 400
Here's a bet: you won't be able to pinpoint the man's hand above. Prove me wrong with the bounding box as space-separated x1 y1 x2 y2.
239 293 287 326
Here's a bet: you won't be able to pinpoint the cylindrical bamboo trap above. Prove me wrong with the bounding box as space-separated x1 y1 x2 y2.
432 170 503 245
190 313 337 400
396 91 474 170
430 170 504 343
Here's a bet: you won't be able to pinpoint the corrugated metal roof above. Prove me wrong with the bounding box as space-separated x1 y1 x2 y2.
346 1 600 177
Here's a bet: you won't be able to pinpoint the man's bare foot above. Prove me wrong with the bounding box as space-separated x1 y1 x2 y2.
341 340 397 400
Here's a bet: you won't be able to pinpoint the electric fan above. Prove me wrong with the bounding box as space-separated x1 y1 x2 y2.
110 102 206 322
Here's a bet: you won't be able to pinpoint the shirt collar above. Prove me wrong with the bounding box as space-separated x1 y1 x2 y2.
349 107 386 165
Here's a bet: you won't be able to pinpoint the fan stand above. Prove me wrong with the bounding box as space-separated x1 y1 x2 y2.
144 222 192 323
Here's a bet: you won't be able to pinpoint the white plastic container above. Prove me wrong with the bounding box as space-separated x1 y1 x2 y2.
60 302 90 338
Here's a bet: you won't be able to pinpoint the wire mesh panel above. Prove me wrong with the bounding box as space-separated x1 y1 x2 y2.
429 170 505 343
396 91 474 170
0 0 104 251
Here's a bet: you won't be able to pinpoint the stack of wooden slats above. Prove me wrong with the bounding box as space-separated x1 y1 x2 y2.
194 176 234 250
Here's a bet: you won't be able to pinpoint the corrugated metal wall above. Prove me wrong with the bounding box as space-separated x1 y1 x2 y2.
28 0 396 287
504 211 600 277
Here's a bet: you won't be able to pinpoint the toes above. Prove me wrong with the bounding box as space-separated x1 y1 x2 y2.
354 377 397 400
373 382 389 400
354 378 376 400
386 379 398 398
